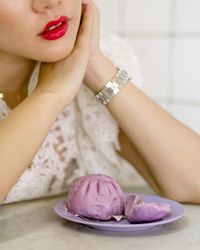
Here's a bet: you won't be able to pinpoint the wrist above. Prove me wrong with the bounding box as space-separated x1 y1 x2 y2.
84 52 117 94
95 67 132 106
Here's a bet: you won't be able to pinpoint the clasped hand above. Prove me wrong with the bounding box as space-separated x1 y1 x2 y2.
36 0 103 108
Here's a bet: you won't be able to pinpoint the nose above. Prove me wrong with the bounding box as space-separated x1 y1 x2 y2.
32 0 62 13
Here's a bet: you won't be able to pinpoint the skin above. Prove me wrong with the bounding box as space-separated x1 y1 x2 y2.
0 0 200 204
0 0 83 62
0 0 94 202
0 0 91 107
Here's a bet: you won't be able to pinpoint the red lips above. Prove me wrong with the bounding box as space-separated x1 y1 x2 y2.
38 16 70 40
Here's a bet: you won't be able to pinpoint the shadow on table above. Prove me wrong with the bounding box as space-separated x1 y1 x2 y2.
0 186 190 242
0 196 63 244
61 215 189 238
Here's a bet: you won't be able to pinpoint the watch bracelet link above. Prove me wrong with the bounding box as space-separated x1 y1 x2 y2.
95 66 132 105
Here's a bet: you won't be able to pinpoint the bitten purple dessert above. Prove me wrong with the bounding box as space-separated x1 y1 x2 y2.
125 194 171 222
66 174 125 220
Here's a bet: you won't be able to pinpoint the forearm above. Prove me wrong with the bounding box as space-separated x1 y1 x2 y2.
0 90 66 203
84 54 200 201
118 128 163 195
110 82 200 188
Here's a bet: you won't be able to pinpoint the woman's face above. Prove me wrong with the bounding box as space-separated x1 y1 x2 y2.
0 0 83 62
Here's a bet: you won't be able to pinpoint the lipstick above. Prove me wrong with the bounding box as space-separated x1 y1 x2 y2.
38 16 70 40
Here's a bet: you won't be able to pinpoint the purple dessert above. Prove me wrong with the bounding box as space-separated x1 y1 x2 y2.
66 174 125 220
125 194 171 223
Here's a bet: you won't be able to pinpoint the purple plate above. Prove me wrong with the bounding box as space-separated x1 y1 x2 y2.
54 193 185 232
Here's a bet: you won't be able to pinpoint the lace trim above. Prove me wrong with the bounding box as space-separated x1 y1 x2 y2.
2 33 145 204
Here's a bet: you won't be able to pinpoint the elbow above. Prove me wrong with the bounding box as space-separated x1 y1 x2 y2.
0 195 7 205
160 182 200 204
0 189 9 206
0 197 6 206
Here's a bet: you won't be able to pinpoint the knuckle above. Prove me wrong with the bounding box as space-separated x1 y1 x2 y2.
80 23 90 35
79 26 86 34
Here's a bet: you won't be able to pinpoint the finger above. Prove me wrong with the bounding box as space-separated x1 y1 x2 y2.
82 0 90 4
73 2 93 51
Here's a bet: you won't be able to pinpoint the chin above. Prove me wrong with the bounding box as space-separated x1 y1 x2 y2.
40 53 69 63
29 36 75 62
38 46 74 63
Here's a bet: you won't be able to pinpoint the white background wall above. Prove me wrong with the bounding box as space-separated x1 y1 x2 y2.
95 0 200 134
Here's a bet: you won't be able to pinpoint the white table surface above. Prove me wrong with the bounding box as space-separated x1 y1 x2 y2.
0 185 199 250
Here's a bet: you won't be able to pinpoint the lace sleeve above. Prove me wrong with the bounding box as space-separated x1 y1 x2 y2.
100 33 144 90
75 32 145 186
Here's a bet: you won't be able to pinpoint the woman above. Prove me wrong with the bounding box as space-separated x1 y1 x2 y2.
0 0 200 205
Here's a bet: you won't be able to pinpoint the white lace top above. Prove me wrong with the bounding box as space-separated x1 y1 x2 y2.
1 33 145 204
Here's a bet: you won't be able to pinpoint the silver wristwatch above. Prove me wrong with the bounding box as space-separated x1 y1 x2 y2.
95 66 132 105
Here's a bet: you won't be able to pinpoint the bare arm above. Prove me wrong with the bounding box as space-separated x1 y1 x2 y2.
0 2 93 203
0 91 66 203
117 129 163 196
84 54 200 203
111 82 200 203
